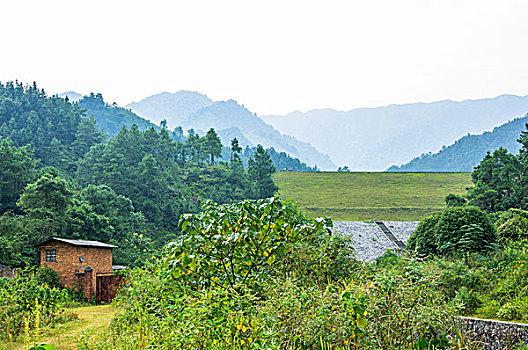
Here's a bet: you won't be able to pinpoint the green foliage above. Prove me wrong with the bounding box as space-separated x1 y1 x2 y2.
77 124 270 235
407 212 442 256
493 209 528 244
17 169 75 244
0 270 75 341
466 123 528 213
248 145 278 198
475 239 528 322
445 193 467 207
274 233 359 285
408 207 496 258
203 128 223 165
35 266 62 289
29 344 54 350
0 82 103 175
0 139 39 215
0 212 33 267
77 93 160 138
168 198 331 290
79 200 483 350
435 206 496 257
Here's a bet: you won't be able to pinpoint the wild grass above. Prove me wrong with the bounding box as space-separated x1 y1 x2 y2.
3 305 115 350
273 172 473 221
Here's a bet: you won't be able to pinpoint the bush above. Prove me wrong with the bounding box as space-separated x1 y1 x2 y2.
79 198 477 350
35 266 62 289
445 193 467 207
407 212 441 256
496 209 528 242
435 206 496 257
408 207 497 259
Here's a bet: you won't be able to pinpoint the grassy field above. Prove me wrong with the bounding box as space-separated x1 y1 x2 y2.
273 172 473 221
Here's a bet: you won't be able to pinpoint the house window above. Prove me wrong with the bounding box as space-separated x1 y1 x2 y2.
45 249 56 262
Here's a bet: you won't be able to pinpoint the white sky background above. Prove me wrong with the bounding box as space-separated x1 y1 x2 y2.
1 0 527 116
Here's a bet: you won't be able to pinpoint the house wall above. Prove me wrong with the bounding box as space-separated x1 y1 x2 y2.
39 241 113 295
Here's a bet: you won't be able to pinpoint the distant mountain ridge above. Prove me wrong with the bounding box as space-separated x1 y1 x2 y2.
127 92 335 170
387 114 528 172
59 91 83 102
262 94 528 171
127 91 214 127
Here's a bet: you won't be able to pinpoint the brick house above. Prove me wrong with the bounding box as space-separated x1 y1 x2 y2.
35 238 123 303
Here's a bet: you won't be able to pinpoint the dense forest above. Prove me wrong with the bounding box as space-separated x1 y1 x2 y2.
0 81 281 267
388 114 528 172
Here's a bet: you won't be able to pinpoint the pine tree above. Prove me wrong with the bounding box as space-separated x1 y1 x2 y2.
203 128 223 165
248 145 278 198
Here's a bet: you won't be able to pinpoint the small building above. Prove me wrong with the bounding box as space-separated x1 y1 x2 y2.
34 237 123 303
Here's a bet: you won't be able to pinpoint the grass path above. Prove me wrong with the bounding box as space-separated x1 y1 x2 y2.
5 305 115 350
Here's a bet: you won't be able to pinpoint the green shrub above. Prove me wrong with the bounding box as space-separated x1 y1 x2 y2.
409 207 497 259
497 215 528 242
407 212 441 256
445 193 467 207
435 206 496 257
35 266 62 289
168 197 332 291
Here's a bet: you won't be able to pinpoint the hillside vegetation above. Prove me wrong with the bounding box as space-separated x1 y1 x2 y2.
389 114 528 171
273 172 473 221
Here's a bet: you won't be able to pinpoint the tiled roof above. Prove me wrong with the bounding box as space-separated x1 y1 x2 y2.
34 238 117 249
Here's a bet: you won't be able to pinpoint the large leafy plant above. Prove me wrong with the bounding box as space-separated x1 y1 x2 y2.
167 197 331 290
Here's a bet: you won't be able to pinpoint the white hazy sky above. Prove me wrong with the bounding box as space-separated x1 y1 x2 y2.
1 0 527 115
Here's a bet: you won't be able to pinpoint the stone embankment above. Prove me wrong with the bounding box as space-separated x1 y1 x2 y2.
331 221 418 261
460 317 528 349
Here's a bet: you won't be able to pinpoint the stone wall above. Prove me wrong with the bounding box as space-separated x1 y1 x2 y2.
460 316 528 350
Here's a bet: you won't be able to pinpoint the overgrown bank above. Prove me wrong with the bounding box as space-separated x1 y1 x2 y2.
75 198 528 350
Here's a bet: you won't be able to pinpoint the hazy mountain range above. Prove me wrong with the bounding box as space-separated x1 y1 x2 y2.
63 90 528 172
387 113 528 172
127 92 335 170
262 95 528 171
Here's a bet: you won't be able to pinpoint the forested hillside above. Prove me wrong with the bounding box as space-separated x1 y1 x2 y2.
0 82 279 267
127 92 335 169
388 114 528 172
74 92 315 171
78 93 164 138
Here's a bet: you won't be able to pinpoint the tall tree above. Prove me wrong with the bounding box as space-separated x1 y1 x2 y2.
203 128 223 165
230 137 242 163
467 148 521 211
248 145 278 199
71 115 106 160
17 169 74 242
